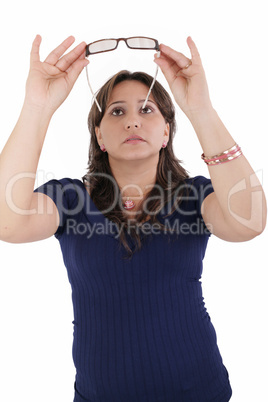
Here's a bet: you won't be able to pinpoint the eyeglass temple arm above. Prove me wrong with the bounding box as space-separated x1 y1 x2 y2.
85 64 102 112
86 48 161 113
142 50 160 109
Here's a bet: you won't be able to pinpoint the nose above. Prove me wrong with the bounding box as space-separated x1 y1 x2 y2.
126 122 140 130
125 113 141 130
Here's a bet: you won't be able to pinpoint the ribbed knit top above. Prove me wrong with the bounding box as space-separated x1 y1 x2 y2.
34 175 232 402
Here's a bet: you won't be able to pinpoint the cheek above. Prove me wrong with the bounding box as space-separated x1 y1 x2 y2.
150 120 167 138
99 121 111 141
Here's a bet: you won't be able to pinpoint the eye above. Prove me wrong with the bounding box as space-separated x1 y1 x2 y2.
141 106 153 114
111 108 124 116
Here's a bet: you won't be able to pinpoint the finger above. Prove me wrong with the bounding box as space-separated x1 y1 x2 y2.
44 36 75 65
55 41 87 72
154 53 178 83
158 44 191 70
154 50 190 85
30 35 42 64
186 37 201 63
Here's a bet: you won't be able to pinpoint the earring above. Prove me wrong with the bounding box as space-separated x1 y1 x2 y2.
100 144 107 152
162 141 167 148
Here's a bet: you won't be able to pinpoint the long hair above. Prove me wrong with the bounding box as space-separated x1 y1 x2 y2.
82 70 189 258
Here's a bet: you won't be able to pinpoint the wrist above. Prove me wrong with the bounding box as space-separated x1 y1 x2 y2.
185 104 216 124
22 99 54 123
187 107 236 157
19 101 53 135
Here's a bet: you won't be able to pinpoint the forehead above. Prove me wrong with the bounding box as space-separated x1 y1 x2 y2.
109 80 151 101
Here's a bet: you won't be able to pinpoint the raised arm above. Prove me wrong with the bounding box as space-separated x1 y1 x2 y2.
154 37 267 241
0 35 89 242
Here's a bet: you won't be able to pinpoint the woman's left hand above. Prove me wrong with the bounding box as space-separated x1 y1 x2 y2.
154 37 213 118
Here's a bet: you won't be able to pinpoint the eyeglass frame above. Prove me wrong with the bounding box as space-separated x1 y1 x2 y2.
85 36 161 112
85 36 160 56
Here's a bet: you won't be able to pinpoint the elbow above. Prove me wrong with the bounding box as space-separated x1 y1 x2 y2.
0 226 15 243
228 195 267 241
242 227 266 241
226 183 267 240
252 199 267 238
230 216 267 242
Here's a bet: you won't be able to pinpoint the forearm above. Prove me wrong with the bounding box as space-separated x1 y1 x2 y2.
155 38 266 235
0 36 88 241
188 107 267 234
0 102 52 236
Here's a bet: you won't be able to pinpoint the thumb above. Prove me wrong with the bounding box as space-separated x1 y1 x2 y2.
153 54 177 86
67 58 89 86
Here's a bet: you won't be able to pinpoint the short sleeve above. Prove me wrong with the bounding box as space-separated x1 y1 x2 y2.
33 178 82 239
191 175 214 218
182 176 214 235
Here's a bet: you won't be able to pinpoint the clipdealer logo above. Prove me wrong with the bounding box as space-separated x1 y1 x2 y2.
4 169 265 233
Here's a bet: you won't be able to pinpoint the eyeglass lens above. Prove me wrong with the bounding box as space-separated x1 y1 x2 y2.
89 40 118 53
126 37 156 49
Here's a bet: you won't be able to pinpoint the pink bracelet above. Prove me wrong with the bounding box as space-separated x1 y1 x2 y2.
201 144 243 165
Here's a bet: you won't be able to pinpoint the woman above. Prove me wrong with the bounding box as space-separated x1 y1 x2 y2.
0 35 266 401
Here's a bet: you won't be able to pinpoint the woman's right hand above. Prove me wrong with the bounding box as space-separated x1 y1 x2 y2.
24 35 89 114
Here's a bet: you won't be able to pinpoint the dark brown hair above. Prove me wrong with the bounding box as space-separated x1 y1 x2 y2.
82 70 189 258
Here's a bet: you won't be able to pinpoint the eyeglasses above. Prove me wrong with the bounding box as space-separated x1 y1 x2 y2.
85 36 161 112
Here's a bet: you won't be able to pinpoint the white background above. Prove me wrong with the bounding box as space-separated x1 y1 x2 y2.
0 0 267 400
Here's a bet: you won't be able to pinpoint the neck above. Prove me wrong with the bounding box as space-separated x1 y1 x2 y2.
108 157 158 197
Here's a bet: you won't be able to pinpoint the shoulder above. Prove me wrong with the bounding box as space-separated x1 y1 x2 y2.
34 177 86 208
184 175 213 189
182 175 214 205
34 177 85 190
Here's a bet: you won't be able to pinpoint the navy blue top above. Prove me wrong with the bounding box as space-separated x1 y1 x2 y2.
34 175 232 402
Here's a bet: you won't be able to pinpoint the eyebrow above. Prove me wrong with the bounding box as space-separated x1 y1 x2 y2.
107 99 157 109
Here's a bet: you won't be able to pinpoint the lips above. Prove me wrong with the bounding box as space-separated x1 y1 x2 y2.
124 135 145 143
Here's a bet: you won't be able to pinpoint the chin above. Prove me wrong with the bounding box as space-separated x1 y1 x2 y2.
125 150 154 160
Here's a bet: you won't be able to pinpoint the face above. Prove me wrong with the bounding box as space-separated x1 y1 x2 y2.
95 80 169 165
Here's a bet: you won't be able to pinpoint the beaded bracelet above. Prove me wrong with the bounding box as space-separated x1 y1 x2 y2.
201 143 243 166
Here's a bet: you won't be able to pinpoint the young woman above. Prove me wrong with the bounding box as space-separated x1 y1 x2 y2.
0 35 266 401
